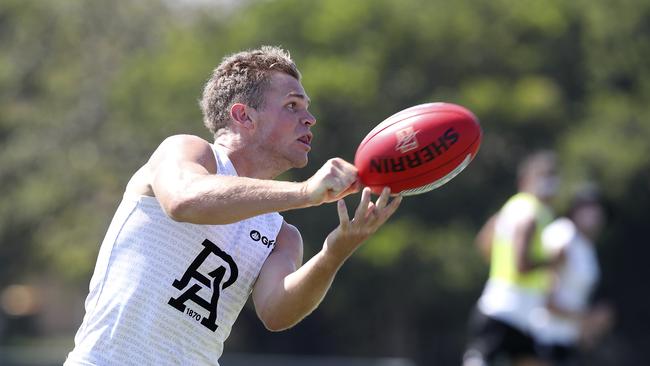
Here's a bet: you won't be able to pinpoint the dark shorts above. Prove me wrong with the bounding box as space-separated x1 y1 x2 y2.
463 307 539 363
537 342 579 366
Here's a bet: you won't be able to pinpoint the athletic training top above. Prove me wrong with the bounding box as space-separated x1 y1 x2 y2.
531 218 600 345
65 144 284 366
478 192 554 333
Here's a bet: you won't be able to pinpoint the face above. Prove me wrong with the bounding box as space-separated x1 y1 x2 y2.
524 161 560 201
573 203 605 239
531 173 560 200
248 72 316 171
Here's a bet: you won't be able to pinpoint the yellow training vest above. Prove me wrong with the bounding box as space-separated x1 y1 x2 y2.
489 193 554 290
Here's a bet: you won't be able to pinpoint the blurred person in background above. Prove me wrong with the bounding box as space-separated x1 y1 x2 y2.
531 184 614 366
64 46 401 366
463 151 560 366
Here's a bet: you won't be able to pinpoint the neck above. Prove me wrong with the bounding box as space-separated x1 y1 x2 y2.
214 133 285 179
576 226 598 242
519 186 552 205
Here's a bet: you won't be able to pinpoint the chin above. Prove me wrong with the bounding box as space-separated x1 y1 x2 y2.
289 153 309 169
293 157 309 168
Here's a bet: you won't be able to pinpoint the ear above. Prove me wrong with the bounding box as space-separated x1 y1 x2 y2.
230 103 255 130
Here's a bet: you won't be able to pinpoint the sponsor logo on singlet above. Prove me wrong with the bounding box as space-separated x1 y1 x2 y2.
249 229 275 248
168 239 238 332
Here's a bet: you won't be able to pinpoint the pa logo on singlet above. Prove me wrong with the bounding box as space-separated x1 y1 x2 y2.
167 239 238 332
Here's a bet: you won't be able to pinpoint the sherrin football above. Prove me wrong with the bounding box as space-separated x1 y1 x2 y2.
354 102 482 196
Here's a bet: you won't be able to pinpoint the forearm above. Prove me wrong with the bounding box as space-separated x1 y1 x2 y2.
547 299 584 322
514 218 547 273
163 175 312 224
254 188 400 331
518 257 554 273
257 248 346 331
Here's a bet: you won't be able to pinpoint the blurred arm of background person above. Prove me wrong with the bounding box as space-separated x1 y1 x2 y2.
513 214 551 274
579 300 615 350
475 214 497 261
474 210 554 272
513 151 561 274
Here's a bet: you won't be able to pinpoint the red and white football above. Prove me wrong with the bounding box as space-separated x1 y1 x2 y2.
354 102 482 195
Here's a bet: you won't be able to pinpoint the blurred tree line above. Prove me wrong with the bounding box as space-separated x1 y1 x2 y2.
1 0 649 364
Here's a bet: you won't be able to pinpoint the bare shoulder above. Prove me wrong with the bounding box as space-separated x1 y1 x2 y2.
146 134 215 171
274 221 304 267
160 134 211 147
125 134 215 196
154 134 214 161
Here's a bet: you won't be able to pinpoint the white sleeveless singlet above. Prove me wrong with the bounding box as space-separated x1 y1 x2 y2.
531 218 600 345
65 144 284 365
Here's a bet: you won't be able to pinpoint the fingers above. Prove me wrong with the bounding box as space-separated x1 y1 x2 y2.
328 177 352 196
375 187 391 210
311 158 359 203
344 180 363 196
331 179 362 201
331 187 402 249
383 193 402 219
330 159 359 198
330 157 356 171
365 188 401 223
330 158 357 182
337 199 350 228
350 186 402 225
354 187 372 219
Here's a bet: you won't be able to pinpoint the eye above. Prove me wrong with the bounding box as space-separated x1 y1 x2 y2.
287 102 298 112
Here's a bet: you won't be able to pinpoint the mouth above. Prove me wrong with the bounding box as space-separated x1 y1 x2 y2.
297 133 312 147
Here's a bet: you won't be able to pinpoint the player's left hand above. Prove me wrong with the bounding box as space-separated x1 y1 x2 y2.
323 187 402 261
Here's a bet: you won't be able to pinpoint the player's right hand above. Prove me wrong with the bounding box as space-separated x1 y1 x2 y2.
303 158 361 206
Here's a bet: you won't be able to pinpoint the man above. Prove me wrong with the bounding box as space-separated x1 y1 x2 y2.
533 185 613 366
463 151 559 366
65 46 401 365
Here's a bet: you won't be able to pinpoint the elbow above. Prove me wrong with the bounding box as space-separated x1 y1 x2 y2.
260 315 296 333
264 321 293 333
163 197 195 223
516 260 531 274
516 262 525 273
258 308 302 332
163 196 234 225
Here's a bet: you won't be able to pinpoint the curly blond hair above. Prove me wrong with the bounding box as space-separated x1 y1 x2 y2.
200 46 301 136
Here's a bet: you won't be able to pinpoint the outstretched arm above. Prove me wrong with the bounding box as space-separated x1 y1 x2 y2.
252 187 402 331
135 134 360 225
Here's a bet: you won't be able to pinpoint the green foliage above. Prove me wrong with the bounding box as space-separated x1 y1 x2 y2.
0 0 173 284
358 217 484 290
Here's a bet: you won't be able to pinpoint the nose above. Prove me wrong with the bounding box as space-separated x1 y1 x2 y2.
302 110 316 127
